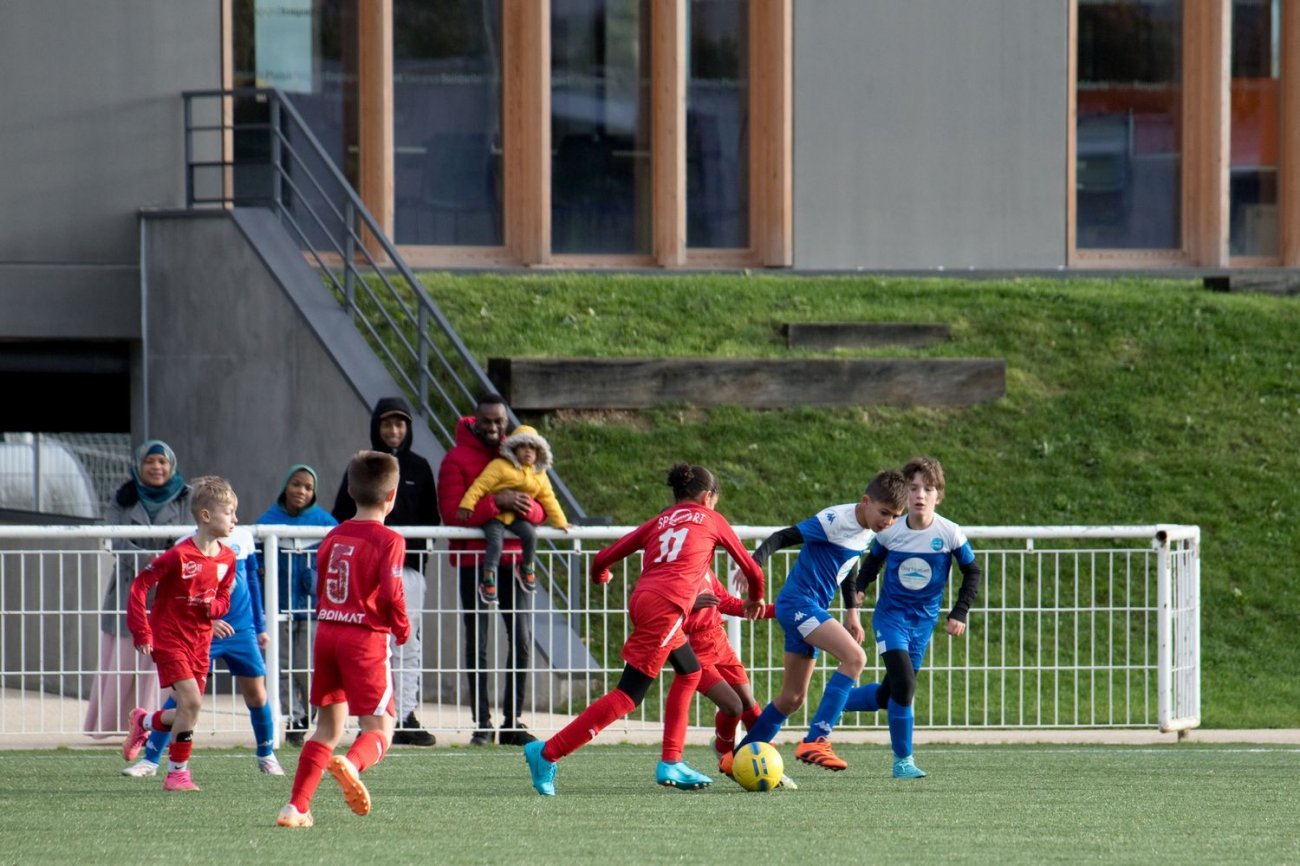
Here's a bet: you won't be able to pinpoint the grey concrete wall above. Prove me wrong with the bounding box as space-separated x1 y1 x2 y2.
793 0 1068 269
140 212 377 514
0 0 218 339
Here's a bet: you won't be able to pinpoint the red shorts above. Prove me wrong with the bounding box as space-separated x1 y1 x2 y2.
152 648 210 692
621 590 689 678
310 624 396 717
689 627 749 693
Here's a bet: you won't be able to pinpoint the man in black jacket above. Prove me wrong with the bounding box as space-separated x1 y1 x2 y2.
333 397 439 745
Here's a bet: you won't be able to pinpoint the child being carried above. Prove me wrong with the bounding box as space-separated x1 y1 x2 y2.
456 425 570 604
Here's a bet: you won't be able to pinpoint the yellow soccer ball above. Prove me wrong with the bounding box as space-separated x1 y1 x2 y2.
732 741 783 792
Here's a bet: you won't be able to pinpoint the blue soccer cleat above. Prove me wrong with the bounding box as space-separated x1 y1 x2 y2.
524 740 557 796
656 760 713 790
893 756 928 779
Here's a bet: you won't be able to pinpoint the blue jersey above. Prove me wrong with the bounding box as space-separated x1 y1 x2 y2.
870 513 974 623
777 503 876 609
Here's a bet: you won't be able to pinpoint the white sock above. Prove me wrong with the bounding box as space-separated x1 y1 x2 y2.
168 760 188 773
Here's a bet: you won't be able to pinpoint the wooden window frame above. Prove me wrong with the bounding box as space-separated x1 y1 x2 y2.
344 0 789 269
1069 0 1298 268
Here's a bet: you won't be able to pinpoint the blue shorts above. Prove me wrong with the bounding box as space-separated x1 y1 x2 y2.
774 594 835 658
210 632 266 678
871 609 935 672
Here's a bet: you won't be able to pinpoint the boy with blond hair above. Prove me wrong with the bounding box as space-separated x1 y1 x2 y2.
277 450 411 828
122 476 239 792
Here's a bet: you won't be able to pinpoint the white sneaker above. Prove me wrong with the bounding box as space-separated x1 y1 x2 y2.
276 803 314 828
121 759 159 777
258 755 286 776
777 773 798 790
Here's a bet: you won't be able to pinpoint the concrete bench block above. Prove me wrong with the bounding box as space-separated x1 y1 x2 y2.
489 357 1005 410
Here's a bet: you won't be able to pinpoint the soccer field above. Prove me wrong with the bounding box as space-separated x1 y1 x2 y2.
2 744 1297 864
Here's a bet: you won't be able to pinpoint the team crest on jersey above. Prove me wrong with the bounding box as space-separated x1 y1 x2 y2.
930 537 944 551
898 557 932 590
182 561 202 580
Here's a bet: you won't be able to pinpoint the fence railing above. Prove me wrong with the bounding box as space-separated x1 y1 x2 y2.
180 87 584 520
0 524 1200 745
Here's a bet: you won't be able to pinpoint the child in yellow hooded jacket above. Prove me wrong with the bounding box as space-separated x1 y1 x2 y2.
456 425 570 604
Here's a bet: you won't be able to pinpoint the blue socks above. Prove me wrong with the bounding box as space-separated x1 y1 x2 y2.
736 702 788 749
143 696 177 763
250 703 275 757
844 682 883 713
887 698 913 758
805 671 855 743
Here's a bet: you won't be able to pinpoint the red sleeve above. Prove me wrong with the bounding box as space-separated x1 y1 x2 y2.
438 450 502 527
590 516 658 582
714 517 765 601
126 548 172 647
384 536 411 644
712 572 748 618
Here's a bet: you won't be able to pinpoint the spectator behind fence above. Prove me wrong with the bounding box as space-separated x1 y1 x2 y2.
85 440 193 738
332 397 439 747
257 464 337 746
439 394 546 747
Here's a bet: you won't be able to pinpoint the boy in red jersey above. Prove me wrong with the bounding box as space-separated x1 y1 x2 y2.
277 450 410 828
523 464 766 796
121 476 239 792
685 569 794 788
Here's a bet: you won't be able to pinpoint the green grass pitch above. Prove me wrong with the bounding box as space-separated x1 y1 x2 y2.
2 743 1297 864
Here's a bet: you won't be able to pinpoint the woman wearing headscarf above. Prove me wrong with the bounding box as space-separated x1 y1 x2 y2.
84 440 192 737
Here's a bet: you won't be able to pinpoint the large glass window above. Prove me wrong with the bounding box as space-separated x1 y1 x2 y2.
687 0 749 249
392 0 503 246
1230 0 1282 257
232 0 357 245
1076 0 1183 250
551 0 653 255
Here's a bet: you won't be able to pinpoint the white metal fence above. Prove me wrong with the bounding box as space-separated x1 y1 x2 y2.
0 524 1200 745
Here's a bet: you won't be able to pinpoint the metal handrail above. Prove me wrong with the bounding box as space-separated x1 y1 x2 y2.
180 88 585 521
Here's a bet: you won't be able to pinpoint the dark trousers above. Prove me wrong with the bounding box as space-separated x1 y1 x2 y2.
458 562 532 731
481 518 537 579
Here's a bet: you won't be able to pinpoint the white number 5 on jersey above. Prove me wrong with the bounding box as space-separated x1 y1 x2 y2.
325 544 354 604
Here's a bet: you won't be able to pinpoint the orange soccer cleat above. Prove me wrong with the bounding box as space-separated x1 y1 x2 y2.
327 755 372 816
794 737 848 772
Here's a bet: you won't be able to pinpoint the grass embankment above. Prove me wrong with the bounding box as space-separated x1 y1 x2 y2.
420 273 1299 728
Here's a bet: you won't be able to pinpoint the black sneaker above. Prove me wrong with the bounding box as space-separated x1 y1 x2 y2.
392 712 436 746
285 729 305 747
498 725 538 747
469 728 495 746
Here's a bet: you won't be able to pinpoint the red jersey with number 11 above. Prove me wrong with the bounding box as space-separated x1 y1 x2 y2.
590 503 764 613
315 519 411 644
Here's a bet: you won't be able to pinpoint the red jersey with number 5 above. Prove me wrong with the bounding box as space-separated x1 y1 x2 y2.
590 503 764 613
315 519 410 643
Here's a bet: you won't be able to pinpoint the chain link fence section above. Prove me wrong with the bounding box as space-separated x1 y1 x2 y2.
0 433 131 520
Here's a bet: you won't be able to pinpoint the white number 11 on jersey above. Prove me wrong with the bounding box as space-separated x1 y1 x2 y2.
654 527 688 563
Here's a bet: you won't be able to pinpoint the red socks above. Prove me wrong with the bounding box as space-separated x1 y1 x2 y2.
714 710 741 751
168 736 192 766
661 669 702 763
543 689 636 763
742 703 762 730
347 731 387 773
150 710 170 732
289 740 332 813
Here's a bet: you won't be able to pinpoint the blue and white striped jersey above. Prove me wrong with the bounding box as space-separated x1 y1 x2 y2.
778 503 876 609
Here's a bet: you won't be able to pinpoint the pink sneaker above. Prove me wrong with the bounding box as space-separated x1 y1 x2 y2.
163 769 200 792
122 708 149 761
